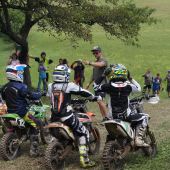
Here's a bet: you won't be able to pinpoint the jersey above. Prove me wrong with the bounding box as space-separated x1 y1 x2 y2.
94 79 141 115
47 82 95 117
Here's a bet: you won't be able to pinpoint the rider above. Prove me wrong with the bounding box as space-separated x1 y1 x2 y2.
47 64 101 168
1 64 42 157
93 64 149 147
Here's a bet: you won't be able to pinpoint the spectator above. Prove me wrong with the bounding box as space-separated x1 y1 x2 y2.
58 58 63 66
142 69 153 95
62 58 69 67
83 46 108 121
37 60 47 94
164 70 170 97
7 53 20 65
30 52 53 82
152 73 162 95
71 60 85 87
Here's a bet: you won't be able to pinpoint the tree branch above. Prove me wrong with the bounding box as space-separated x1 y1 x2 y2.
0 0 12 32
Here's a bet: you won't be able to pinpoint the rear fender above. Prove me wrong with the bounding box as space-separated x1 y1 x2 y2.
104 119 134 139
45 122 75 140
0 113 25 128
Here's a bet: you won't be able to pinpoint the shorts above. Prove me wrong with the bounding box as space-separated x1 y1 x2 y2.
144 84 151 90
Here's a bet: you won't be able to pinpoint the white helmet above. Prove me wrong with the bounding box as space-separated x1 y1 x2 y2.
52 65 71 83
6 64 27 82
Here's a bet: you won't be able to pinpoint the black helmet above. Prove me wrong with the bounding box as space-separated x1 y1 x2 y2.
41 51 46 57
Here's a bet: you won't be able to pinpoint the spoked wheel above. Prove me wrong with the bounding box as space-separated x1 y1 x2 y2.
142 129 157 157
102 141 123 170
0 132 20 160
88 126 100 155
45 141 65 170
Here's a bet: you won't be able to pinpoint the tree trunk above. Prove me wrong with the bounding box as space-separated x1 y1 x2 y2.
16 41 32 88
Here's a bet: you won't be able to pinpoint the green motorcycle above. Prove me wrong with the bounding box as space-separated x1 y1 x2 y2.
0 100 53 160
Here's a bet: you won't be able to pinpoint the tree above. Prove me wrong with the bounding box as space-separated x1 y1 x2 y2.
0 0 156 87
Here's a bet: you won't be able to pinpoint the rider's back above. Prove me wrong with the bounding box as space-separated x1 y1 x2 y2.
1 81 28 116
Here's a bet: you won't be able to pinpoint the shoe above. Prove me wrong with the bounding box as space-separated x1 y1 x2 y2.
79 145 96 168
80 156 96 168
135 126 149 147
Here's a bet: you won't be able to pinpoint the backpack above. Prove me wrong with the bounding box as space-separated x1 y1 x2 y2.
51 83 68 114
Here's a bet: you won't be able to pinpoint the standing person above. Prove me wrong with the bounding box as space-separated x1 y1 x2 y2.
58 58 63 66
83 46 109 121
7 53 20 66
152 73 162 95
94 64 149 147
164 70 170 97
47 65 102 168
37 61 47 93
142 69 153 95
62 58 69 67
30 52 53 82
71 60 85 87
1 64 42 157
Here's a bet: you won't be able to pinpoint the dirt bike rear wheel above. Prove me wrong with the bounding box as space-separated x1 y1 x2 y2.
102 141 123 170
45 141 65 170
0 132 20 160
88 126 100 155
142 129 157 157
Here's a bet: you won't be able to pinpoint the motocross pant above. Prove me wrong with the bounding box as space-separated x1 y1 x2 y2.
113 111 149 128
51 112 89 145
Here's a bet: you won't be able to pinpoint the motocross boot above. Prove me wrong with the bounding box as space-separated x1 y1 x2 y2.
79 145 96 168
30 135 40 157
135 125 149 147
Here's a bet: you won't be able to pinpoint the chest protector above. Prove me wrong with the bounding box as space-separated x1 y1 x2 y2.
51 83 68 114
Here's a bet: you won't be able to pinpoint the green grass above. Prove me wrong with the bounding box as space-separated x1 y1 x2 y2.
0 0 170 100
125 139 170 170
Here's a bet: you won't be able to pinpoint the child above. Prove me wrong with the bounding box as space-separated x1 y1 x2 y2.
152 73 162 95
7 53 20 66
37 61 47 94
94 64 149 147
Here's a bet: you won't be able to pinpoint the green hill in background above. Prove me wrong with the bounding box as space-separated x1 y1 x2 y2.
0 0 170 98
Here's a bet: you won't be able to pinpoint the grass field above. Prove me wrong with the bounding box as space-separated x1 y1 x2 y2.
1 0 170 169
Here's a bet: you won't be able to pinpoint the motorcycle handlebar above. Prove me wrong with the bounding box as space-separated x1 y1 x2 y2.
130 94 156 103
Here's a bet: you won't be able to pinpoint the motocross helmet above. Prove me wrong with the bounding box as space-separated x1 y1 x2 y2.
52 65 71 83
104 64 128 82
6 64 27 83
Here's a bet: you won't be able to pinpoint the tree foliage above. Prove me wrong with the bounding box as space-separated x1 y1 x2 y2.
0 0 156 87
0 0 156 46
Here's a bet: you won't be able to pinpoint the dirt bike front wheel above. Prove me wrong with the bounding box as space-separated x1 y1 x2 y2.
88 126 100 155
45 141 65 170
102 141 123 170
142 129 157 157
40 119 53 144
0 132 20 160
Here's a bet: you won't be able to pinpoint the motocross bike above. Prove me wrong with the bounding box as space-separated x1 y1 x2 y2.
44 98 100 170
102 95 157 170
0 100 53 161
